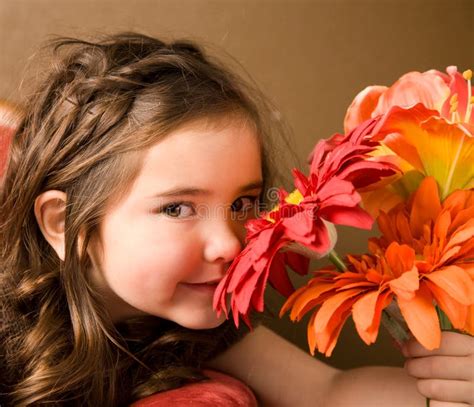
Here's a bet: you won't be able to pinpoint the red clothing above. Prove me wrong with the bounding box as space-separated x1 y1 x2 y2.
131 369 258 406
0 122 14 177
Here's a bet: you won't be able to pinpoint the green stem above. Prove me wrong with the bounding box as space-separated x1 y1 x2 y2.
436 305 453 331
328 250 347 272
381 309 410 348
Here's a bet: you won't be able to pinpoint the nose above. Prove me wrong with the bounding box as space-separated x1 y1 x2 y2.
203 218 244 265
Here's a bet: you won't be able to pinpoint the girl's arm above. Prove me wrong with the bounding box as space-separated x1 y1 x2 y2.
206 325 425 407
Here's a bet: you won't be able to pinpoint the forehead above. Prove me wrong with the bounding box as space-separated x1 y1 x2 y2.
132 117 263 196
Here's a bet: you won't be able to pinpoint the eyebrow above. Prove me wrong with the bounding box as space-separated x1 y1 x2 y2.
149 180 264 199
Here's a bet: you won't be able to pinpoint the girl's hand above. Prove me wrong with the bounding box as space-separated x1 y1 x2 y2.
402 331 474 406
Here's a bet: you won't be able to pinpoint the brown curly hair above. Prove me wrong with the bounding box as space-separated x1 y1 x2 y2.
0 32 291 406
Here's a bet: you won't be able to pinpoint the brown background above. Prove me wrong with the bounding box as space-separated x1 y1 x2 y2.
1 0 472 369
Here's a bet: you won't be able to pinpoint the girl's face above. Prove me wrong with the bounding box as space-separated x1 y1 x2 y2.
91 117 263 329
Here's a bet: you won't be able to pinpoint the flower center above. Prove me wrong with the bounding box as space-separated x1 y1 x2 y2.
284 189 304 205
264 188 304 223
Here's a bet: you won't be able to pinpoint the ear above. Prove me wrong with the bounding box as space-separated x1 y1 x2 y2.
34 190 67 260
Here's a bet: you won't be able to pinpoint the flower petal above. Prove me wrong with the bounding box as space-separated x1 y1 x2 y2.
319 205 374 230
372 70 450 116
423 265 474 306
384 242 416 277
424 279 468 330
409 176 442 237
267 252 295 298
286 282 335 321
282 214 331 254
319 308 353 357
337 159 398 190
376 104 474 199
353 289 392 345
397 284 441 350
344 85 388 133
418 117 474 197
373 103 437 170
463 305 474 335
312 301 354 357
314 288 361 334
388 269 419 300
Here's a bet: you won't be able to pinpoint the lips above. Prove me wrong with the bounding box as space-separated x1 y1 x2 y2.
186 278 222 285
203 279 222 285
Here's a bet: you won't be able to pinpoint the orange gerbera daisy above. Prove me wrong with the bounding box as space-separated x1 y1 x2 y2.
280 177 474 356
373 176 474 334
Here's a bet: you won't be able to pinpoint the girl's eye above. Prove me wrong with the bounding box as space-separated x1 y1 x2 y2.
156 197 260 219
159 202 195 218
231 196 260 215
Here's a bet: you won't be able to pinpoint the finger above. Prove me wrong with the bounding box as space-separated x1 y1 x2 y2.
416 379 474 404
430 401 472 407
403 332 474 357
404 355 474 381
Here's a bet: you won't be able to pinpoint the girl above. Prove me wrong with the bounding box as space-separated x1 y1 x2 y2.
0 32 472 406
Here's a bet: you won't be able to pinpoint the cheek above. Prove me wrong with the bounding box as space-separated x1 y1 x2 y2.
101 223 202 289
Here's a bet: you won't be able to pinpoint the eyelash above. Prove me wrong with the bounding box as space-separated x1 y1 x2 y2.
157 196 261 219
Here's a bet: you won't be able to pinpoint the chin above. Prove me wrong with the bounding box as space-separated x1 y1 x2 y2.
178 312 227 330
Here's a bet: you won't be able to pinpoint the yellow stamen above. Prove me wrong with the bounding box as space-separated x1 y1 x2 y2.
452 111 461 123
450 93 458 105
265 214 276 223
265 204 279 222
449 101 459 114
462 69 473 81
285 189 304 205
264 189 304 222
464 69 472 123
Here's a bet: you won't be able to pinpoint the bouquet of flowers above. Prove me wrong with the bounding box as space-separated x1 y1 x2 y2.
213 66 474 362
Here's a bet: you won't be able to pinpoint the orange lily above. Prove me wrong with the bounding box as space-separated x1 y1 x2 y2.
344 67 474 216
280 177 474 356
344 66 473 132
